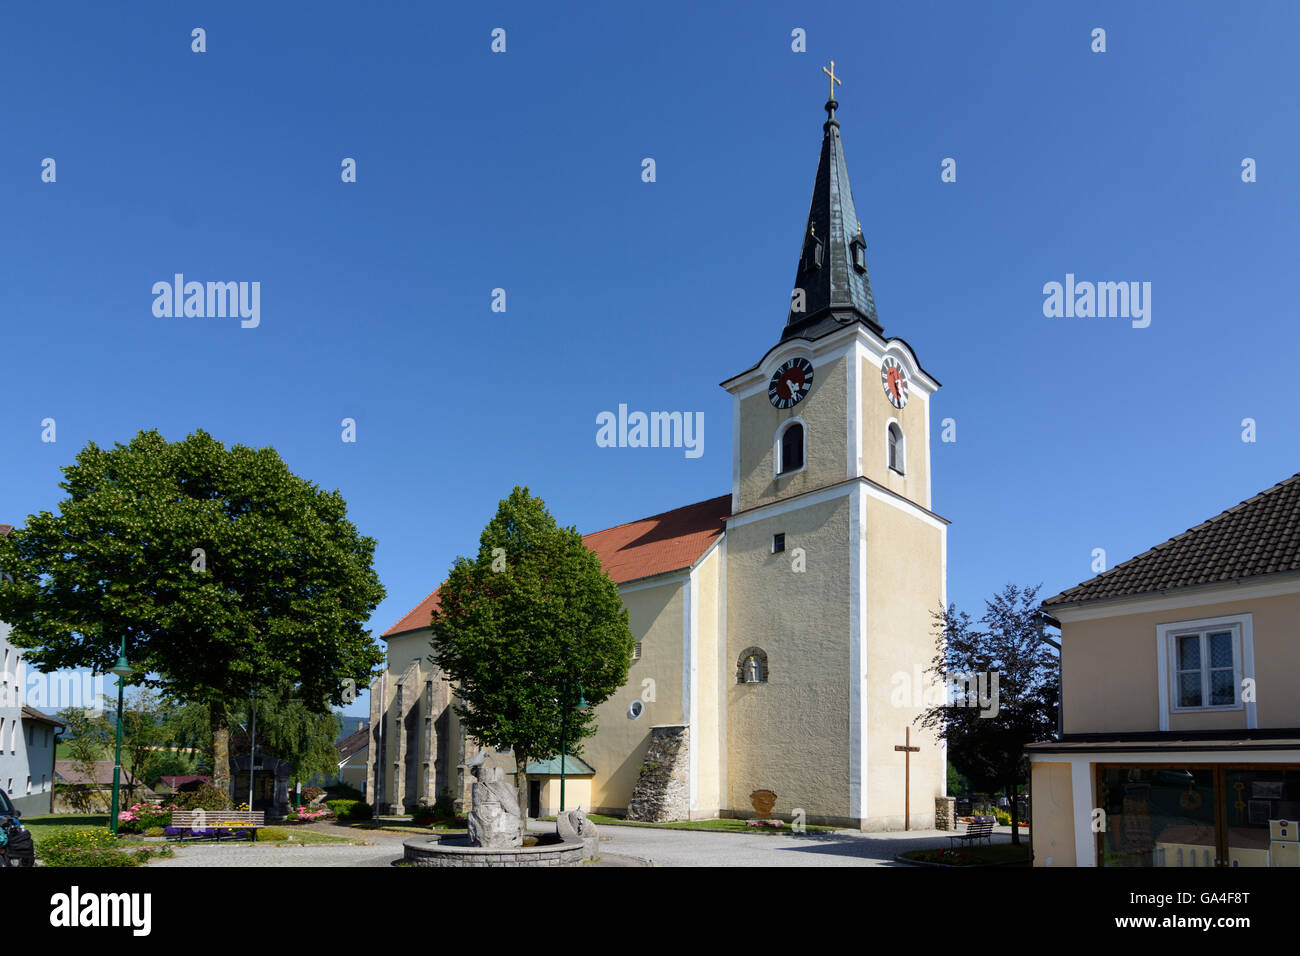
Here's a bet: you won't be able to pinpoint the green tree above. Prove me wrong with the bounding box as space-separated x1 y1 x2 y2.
56 707 112 812
429 487 635 824
230 685 345 793
918 583 1059 845
118 688 170 802
0 428 387 800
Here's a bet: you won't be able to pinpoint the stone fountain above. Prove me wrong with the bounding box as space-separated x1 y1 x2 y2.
403 753 585 867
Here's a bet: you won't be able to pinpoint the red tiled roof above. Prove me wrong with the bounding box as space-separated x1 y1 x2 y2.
1043 472 1300 608
382 494 730 638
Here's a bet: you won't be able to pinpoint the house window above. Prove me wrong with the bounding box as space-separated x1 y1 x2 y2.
887 422 904 474
628 699 645 720
737 647 769 684
778 422 805 475
1175 630 1237 707
1158 615 1249 724
631 642 642 661
772 533 786 554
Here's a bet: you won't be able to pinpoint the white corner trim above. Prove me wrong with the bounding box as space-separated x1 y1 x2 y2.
922 391 932 510
685 564 699 812
848 344 862 479
1155 613 1254 730
731 392 741 514
717 534 728 811
849 483 868 821
1070 759 1096 867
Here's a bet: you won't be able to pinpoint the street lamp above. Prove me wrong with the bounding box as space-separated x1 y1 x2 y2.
559 680 586 813
108 635 131 836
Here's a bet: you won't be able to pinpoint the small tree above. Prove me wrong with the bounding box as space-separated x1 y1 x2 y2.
56 707 113 812
918 583 1059 845
429 487 635 824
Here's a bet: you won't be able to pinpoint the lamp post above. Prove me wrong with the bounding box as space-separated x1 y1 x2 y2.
559 680 586 813
108 636 131 836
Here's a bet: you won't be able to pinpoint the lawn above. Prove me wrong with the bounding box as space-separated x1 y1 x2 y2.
23 813 110 844
900 842 1032 866
22 813 358 847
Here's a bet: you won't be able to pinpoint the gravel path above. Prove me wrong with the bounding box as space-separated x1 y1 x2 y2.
143 819 1022 867
554 821 1020 867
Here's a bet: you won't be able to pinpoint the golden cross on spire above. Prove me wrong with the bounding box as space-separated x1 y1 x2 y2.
822 59 842 101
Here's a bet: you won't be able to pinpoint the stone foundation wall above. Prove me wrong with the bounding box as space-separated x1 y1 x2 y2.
626 725 690 822
935 796 955 831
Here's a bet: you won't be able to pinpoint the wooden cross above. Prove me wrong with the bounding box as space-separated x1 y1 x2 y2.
822 60 842 101
894 726 920 831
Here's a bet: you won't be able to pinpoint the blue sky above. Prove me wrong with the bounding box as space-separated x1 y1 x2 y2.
2 2 1297 719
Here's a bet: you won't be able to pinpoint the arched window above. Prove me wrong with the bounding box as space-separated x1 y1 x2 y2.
779 422 804 475
737 647 769 684
887 422 904 474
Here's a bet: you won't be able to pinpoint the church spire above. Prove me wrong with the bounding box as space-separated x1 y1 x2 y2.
784 63 882 340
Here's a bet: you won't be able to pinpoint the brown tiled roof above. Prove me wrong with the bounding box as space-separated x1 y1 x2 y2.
382 494 730 638
0 524 11 536
336 727 369 762
21 705 64 727
1043 473 1300 608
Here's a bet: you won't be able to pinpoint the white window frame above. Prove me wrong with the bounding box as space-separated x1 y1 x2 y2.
774 418 808 478
885 418 905 475
1156 613 1255 730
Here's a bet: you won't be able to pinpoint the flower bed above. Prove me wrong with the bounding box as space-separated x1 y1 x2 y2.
286 806 332 824
117 802 183 834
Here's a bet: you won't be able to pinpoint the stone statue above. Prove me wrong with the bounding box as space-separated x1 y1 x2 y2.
556 806 600 859
467 753 523 848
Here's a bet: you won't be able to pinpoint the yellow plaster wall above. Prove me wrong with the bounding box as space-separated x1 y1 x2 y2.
693 544 723 818
1061 591 1300 733
536 776 593 818
725 495 853 821
736 353 848 514
861 355 930 509
864 496 945 828
581 576 685 814
1030 761 1077 867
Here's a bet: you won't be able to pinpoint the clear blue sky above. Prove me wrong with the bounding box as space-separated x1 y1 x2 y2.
2 2 1297 719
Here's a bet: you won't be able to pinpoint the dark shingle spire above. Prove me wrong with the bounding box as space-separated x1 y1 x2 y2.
784 71 882 340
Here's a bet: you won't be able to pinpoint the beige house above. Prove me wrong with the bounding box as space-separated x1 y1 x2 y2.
368 89 948 830
1030 473 1300 867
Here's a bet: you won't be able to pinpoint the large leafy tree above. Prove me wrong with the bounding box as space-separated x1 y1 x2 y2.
429 487 635 823
918 583 1059 845
0 428 386 798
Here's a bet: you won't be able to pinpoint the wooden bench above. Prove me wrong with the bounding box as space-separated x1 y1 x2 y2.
948 816 995 849
171 810 265 841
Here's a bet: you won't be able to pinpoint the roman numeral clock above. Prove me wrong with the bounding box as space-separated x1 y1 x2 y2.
881 356 909 409
769 357 814 409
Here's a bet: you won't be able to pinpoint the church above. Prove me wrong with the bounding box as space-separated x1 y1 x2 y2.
367 67 949 830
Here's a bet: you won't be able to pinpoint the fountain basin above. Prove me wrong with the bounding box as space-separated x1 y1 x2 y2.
403 834 584 867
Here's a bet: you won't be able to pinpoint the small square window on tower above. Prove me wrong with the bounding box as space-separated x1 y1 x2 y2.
772 533 786 554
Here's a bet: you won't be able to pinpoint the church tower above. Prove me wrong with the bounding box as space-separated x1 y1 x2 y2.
720 66 948 830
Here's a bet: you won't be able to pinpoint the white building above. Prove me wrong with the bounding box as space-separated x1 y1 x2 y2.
0 523 62 816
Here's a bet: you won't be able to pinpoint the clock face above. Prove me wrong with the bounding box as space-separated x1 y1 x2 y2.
769 357 814 409
880 357 909 409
